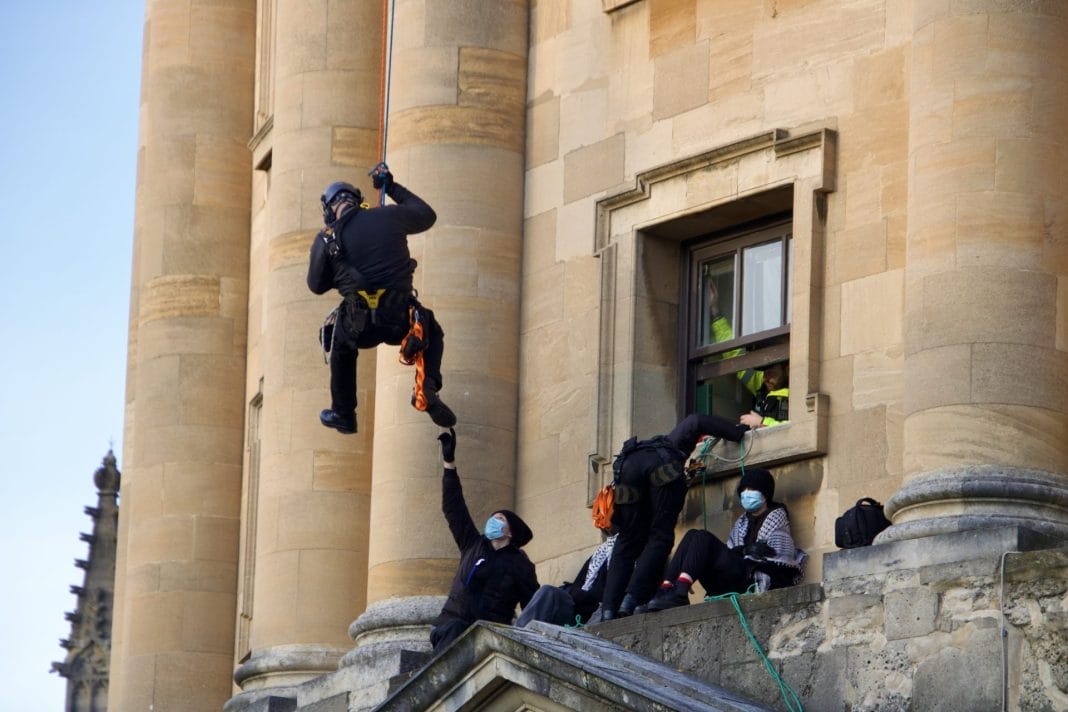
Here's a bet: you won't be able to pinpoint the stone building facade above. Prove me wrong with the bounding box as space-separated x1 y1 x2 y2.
111 1 1068 710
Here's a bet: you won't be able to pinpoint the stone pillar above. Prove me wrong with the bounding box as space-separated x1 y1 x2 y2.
883 3 1068 542
345 0 529 666
111 1 255 710
228 0 384 706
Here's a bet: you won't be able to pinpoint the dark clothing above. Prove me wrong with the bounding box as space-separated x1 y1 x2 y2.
327 297 445 415
514 585 576 628
666 413 749 450
307 182 436 295
664 505 805 597
431 468 539 652
665 529 750 597
604 473 687 608
516 540 613 627
601 414 750 611
307 183 443 417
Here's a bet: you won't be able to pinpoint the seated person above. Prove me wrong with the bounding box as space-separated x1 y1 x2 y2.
429 429 539 652
515 526 617 628
643 468 806 612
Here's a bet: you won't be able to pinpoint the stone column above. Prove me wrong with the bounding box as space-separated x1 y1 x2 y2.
111 1 255 710
344 0 529 669
228 0 384 706
883 3 1068 542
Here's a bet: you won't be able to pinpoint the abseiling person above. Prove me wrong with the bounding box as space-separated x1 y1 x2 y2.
307 164 456 434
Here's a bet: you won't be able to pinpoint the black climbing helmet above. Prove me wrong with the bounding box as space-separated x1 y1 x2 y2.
321 181 362 210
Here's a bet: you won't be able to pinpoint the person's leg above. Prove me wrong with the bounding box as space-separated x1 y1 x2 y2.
695 535 748 596
429 619 470 653
601 502 646 617
401 300 456 427
515 585 576 628
667 413 748 452
323 342 358 433
625 477 687 605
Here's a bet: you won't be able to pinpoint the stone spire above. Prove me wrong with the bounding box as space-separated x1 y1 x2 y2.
52 450 121 712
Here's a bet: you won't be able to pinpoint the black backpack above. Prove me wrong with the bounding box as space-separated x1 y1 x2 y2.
835 498 891 548
611 436 685 498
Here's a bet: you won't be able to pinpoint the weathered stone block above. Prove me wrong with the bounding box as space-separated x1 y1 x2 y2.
912 626 1001 712
884 587 939 640
563 133 625 202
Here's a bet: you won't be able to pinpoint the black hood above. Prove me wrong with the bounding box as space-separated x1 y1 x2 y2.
494 509 533 548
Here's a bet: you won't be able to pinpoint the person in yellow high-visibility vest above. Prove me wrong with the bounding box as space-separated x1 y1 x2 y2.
739 362 789 430
705 280 789 429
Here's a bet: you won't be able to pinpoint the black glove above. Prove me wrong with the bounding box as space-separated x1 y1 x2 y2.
438 428 457 463
369 162 393 192
743 540 777 559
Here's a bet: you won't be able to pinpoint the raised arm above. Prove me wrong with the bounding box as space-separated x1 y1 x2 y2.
439 429 480 550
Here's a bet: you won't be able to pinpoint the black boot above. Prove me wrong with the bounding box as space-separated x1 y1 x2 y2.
419 387 457 428
617 593 639 618
320 409 357 434
645 581 691 612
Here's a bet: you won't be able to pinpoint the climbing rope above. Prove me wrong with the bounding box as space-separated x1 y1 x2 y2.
705 585 804 712
696 430 753 531
376 0 397 206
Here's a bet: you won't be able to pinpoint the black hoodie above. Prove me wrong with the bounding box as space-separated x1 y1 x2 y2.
433 468 539 628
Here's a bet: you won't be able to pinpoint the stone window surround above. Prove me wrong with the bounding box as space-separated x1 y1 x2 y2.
588 127 837 497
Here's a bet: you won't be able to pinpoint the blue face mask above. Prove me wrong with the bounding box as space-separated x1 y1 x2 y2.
740 490 765 512
484 515 506 540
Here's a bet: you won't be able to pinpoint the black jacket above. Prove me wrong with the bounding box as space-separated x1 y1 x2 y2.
306 182 436 296
433 468 539 628
564 556 609 621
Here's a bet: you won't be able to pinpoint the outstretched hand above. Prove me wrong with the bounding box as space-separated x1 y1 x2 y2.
438 428 457 463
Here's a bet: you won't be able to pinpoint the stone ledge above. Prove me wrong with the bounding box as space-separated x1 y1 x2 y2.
823 525 1062 582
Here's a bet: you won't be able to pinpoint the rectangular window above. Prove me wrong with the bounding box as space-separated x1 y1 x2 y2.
236 387 262 664
684 218 792 420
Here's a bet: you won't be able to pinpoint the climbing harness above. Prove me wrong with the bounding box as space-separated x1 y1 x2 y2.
399 304 430 411
355 288 387 324
705 585 804 712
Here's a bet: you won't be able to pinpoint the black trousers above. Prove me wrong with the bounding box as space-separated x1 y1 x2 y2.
514 585 575 628
664 529 749 596
329 298 445 416
601 451 687 611
429 618 470 653
666 413 748 453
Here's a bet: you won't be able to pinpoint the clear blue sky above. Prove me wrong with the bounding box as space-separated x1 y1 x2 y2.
0 2 143 708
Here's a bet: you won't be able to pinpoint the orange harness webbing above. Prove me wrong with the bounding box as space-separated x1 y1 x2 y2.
399 305 428 411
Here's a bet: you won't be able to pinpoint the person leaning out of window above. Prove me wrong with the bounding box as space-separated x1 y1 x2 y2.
706 280 789 430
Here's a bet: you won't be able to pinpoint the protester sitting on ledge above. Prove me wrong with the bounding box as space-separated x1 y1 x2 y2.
642 468 806 613
429 429 539 652
515 525 617 629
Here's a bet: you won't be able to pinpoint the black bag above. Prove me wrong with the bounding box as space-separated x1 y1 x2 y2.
611 435 686 493
835 497 891 548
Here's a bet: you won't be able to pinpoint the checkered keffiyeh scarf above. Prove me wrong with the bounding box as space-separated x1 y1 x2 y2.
727 506 807 590
581 534 617 592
